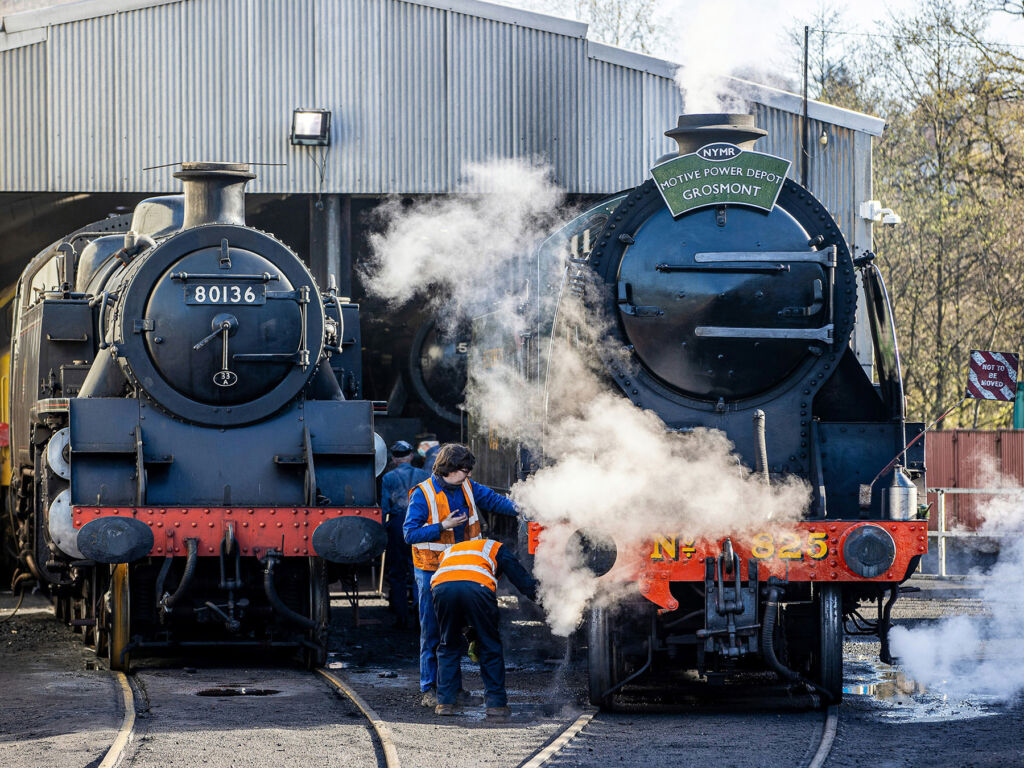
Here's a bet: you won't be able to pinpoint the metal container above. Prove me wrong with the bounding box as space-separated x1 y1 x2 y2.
888 466 917 521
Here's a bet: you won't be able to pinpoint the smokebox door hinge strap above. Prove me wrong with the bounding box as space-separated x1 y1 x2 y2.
302 425 317 506
617 281 663 317
134 424 147 506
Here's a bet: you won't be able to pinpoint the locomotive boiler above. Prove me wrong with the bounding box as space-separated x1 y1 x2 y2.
473 114 926 706
5 163 386 669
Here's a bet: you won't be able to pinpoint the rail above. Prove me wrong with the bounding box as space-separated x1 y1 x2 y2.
926 487 1024 577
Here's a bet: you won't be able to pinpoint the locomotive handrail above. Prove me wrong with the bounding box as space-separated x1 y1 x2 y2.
924 487 1024 577
169 271 280 282
92 290 116 349
655 262 790 273
695 246 837 266
694 324 834 342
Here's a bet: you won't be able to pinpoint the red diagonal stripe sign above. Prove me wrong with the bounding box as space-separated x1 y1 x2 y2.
966 350 1019 401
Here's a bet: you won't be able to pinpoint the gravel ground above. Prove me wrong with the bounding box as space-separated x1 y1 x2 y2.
540 709 826 768
2 572 1023 768
328 592 586 768
0 590 120 768
829 574 1024 768
124 665 378 768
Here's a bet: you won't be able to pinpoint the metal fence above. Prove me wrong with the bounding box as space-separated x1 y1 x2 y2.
926 487 1024 577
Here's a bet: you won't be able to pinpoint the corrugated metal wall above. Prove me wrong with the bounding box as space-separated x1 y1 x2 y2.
0 40 46 191
121 2 184 192
642 72 685 176
582 58 643 192
47 13 119 190
0 0 872 203
752 105 860 246
925 430 1024 530
250 0 315 194
448 12 514 184
317 0 383 194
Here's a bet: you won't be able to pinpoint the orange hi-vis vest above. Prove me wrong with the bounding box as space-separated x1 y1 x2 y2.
409 477 482 571
431 539 503 592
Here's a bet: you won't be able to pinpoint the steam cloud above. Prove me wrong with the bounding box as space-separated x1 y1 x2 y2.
363 159 809 636
663 1 795 115
890 475 1024 701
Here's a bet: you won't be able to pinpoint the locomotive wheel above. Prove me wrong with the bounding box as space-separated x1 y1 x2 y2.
94 570 109 658
815 584 843 703
107 564 132 672
303 557 329 669
587 605 618 708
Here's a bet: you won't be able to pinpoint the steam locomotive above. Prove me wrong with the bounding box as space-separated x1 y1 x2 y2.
473 114 926 705
4 163 387 670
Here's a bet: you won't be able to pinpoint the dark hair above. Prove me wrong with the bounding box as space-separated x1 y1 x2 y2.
433 443 475 477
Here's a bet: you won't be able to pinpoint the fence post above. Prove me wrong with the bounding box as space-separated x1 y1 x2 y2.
937 490 947 578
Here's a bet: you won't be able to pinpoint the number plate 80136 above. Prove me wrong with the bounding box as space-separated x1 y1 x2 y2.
185 284 266 305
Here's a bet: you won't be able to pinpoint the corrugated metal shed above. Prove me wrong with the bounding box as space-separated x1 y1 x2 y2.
0 0 884 202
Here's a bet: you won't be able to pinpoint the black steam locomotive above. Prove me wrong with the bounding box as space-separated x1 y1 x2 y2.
5 163 386 669
474 114 926 705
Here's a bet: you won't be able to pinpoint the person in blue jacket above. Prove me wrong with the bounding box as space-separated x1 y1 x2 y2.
381 441 430 627
403 443 520 707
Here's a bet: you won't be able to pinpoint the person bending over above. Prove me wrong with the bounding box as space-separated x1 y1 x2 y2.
431 538 537 721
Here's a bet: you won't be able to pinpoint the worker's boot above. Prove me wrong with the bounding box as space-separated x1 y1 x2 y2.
435 703 463 716
419 688 438 707
485 706 511 722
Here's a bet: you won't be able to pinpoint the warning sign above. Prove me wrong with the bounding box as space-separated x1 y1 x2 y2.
965 350 1019 401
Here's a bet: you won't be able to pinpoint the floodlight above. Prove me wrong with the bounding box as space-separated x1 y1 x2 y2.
290 109 331 146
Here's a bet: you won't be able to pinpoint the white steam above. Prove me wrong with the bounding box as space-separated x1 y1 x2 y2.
662 0 794 114
364 158 809 637
890 476 1024 700
361 160 563 321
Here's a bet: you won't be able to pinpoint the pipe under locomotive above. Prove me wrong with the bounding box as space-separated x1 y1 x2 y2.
5 163 386 669
473 114 927 707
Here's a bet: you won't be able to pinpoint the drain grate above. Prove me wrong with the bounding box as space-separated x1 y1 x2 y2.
196 687 280 697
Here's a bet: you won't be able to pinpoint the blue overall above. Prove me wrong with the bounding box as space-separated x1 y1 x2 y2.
380 462 429 619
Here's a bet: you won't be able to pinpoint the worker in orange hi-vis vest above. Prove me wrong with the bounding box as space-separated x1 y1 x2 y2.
430 538 537 721
403 443 522 708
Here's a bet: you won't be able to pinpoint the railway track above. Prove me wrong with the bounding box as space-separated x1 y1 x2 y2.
96 666 400 768
518 701 838 768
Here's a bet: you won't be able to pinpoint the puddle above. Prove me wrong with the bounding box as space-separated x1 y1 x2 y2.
195 687 281 697
844 655 1001 722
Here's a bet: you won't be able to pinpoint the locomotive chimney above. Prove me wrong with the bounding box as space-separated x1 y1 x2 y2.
665 113 767 156
173 162 256 229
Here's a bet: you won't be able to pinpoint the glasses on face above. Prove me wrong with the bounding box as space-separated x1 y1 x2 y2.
457 467 473 475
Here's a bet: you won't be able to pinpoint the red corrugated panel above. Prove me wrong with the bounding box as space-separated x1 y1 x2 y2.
923 429 1024 532
998 430 1024 486
925 431 956 532
953 431 999 529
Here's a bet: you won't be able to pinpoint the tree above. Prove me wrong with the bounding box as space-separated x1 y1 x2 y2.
871 0 1024 428
513 0 663 54
786 4 878 113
